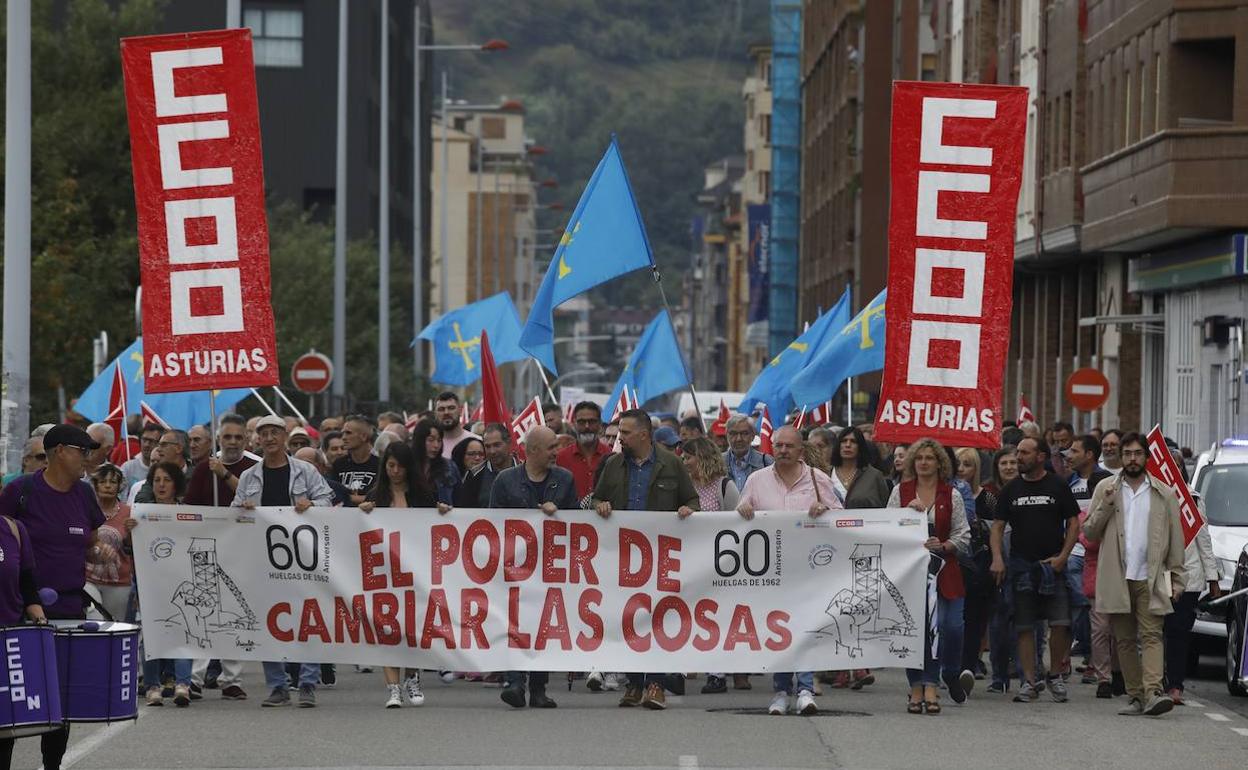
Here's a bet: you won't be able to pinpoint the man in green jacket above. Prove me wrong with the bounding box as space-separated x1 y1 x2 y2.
592 408 699 710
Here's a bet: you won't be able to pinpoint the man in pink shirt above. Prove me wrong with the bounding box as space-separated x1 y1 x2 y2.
737 425 841 716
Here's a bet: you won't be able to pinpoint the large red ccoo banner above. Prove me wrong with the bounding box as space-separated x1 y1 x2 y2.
874 81 1028 449
121 29 278 393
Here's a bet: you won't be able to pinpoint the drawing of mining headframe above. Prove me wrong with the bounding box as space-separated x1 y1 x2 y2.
161 538 258 648
811 544 917 658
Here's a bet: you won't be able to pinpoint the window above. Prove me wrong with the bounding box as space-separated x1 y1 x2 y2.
480 116 506 140
758 170 771 196
243 5 303 68
760 114 771 144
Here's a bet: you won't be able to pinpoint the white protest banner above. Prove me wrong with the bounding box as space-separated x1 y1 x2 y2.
132 505 927 672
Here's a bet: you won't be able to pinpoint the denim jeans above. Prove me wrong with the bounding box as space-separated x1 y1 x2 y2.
988 584 1048 686
772 671 815 695
907 595 964 686
1066 553 1090 656
263 661 319 690
143 657 191 691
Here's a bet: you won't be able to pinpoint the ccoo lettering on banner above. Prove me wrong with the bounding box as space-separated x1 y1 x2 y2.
1145 425 1205 547
121 29 278 393
873 82 1028 449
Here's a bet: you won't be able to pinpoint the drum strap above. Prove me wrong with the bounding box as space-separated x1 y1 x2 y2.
2 516 17 546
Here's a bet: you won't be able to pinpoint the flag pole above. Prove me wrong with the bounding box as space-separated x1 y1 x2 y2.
650 266 704 429
209 392 218 507
272 386 310 426
249 388 279 417
845 376 852 426
529 358 558 405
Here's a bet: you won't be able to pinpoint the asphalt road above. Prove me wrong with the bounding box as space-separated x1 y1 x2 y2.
13 658 1248 770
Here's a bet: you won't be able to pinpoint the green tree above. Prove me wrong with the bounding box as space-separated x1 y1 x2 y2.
0 0 166 424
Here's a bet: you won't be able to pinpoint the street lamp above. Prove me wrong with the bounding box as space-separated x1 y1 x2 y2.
412 5 507 382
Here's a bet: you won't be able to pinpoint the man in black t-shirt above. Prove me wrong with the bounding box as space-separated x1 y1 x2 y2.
331 416 379 506
989 437 1081 704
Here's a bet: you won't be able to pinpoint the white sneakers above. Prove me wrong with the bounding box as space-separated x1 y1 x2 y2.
768 692 790 715
602 673 624 691
586 671 605 691
770 690 818 715
405 675 425 706
384 676 425 708
795 689 819 715
385 684 403 709
438 670 456 684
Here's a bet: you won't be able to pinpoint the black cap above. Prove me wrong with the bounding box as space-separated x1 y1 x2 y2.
43 424 100 452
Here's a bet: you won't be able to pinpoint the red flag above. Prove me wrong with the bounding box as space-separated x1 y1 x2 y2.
610 386 632 423
121 30 278 393
479 330 512 426
460 401 470 428
140 400 171 430
564 401 575 425
470 402 484 423
711 398 731 434
758 406 774 455
1145 425 1205 547
511 396 546 448
105 364 131 462
872 81 1028 449
1017 394 1036 425
403 411 420 432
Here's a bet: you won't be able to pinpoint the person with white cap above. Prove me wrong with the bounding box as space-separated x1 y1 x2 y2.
232 415 334 708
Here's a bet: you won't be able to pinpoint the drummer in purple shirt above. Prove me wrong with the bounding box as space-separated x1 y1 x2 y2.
0 500 49 767
0 424 115 770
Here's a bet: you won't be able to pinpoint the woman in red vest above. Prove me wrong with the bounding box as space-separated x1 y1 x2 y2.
888 438 971 715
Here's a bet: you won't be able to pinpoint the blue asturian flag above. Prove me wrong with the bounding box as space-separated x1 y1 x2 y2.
416 292 526 386
605 310 690 411
739 287 851 421
520 137 656 374
789 288 887 409
73 338 251 430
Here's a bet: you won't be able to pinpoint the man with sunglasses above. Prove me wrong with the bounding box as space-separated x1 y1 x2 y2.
0 424 117 770
556 401 611 500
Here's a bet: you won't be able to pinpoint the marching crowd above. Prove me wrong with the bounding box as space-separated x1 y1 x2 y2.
0 393 1220 765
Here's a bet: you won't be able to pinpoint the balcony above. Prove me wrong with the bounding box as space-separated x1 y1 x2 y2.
1080 126 1248 252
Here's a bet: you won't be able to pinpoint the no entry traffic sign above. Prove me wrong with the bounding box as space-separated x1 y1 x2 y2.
1065 367 1110 412
291 351 333 394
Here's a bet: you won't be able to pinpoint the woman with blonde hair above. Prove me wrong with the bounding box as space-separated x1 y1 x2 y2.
887 438 971 714
680 437 739 512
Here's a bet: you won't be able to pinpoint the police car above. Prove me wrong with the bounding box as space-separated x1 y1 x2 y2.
1190 440 1248 694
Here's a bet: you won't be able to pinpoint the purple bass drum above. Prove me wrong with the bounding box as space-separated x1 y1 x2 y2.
53 621 139 723
0 625 63 738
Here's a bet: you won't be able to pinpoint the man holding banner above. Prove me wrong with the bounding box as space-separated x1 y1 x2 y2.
489 426 578 709
233 416 334 708
736 425 838 716
1083 432 1186 717
592 409 698 709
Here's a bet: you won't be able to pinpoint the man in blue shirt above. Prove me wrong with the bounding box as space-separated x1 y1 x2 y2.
723 415 773 491
592 409 698 710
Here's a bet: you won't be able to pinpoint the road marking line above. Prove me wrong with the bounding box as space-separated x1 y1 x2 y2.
1206 712 1232 722
44 715 140 770
678 755 699 769
1232 727 1248 737
1186 699 1205 708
